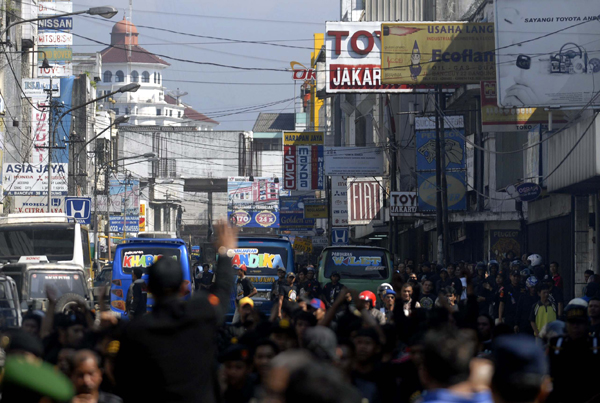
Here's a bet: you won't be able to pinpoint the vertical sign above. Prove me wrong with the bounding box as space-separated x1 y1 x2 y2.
347 177 383 225
31 103 49 164
282 132 324 191
331 176 348 227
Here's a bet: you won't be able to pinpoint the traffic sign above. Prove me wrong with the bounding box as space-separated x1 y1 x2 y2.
65 197 91 225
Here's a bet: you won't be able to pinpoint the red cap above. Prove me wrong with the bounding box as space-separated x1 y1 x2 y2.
238 264 247 272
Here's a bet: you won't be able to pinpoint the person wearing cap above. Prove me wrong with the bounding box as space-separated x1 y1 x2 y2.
514 276 539 335
322 271 345 306
541 275 564 317
71 350 122 403
498 270 523 327
223 297 257 343
435 268 452 295
234 263 257 323
548 299 600 403
114 221 237 403
383 289 396 323
304 266 322 299
219 344 255 403
491 335 551 403
270 266 286 302
307 298 326 321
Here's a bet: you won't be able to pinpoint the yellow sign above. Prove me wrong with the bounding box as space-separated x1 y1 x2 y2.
139 202 146 232
283 132 324 146
293 237 313 253
304 204 328 219
380 23 495 85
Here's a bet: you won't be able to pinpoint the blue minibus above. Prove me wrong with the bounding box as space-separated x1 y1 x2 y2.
110 238 192 318
227 236 294 321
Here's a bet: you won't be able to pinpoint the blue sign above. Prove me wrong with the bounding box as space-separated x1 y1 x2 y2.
516 182 542 202
279 196 315 231
416 128 465 171
227 208 279 229
417 171 467 212
54 77 75 164
38 17 73 31
65 197 91 225
109 216 140 233
332 228 349 246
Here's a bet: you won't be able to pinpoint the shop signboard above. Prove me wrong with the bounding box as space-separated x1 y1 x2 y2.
417 171 467 211
347 177 384 225
2 163 68 195
324 147 384 176
415 116 465 172
331 176 348 227
389 191 418 216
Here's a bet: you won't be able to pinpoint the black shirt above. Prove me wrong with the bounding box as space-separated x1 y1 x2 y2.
279 284 298 302
236 277 255 301
322 282 345 305
270 279 285 301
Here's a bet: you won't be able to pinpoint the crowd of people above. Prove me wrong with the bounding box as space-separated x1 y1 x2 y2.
3 224 600 403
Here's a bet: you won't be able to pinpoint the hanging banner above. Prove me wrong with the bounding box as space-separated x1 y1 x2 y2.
31 103 50 164
324 147 384 176
331 176 348 227
347 177 384 225
415 116 465 172
417 171 467 211
380 22 496 85
228 177 280 228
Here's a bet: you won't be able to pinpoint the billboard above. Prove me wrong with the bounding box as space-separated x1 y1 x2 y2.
415 116 465 171
495 0 600 108
109 216 140 233
228 177 279 228
12 196 64 213
347 177 384 225
93 174 140 214
324 147 384 176
279 195 315 232
2 163 68 195
380 23 495 85
390 191 418 216
325 21 438 93
417 171 467 211
480 81 568 132
331 176 348 227
304 199 328 219
37 32 72 46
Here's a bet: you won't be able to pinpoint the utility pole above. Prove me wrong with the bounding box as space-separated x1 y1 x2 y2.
106 138 112 261
46 77 54 210
439 87 450 264
434 87 444 265
386 95 397 255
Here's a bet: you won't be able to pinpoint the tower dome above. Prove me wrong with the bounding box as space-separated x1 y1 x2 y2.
110 15 139 46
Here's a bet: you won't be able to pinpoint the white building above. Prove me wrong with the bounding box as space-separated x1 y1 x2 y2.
96 16 218 130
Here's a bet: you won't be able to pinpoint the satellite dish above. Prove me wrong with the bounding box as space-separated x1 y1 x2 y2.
167 88 188 104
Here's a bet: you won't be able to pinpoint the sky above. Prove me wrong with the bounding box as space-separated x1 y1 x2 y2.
71 0 340 130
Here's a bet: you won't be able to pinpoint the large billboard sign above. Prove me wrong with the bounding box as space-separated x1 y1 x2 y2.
331 176 348 227
227 177 280 228
494 0 600 108
325 22 436 93
3 163 68 195
380 23 495 85
415 116 465 171
347 177 384 225
324 147 384 176
279 196 315 232
283 132 324 191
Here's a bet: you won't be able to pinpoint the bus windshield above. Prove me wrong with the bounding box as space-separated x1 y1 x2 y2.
0 225 75 261
230 246 288 277
324 248 389 280
120 247 181 275
29 272 86 299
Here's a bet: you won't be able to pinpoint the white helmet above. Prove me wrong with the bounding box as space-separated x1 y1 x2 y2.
527 254 542 267
378 283 393 296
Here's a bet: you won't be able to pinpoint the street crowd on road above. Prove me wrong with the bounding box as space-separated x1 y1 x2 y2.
2 225 600 403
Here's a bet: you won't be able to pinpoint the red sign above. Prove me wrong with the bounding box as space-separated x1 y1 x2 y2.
290 62 316 81
347 178 383 225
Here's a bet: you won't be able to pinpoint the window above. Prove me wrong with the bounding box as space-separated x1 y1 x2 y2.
153 72 157 84
131 71 139 83
142 71 150 83
125 107 131 115
157 109 162 116
111 108 119 115
177 111 181 118
158 158 177 178
103 71 112 82
169 110 173 117
157 73 161 84
115 70 124 83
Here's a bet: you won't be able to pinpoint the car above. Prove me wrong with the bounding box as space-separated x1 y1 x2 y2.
0 274 22 328
2 262 94 314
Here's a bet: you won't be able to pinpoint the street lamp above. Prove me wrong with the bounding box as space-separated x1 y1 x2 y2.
48 83 140 209
1 6 118 45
